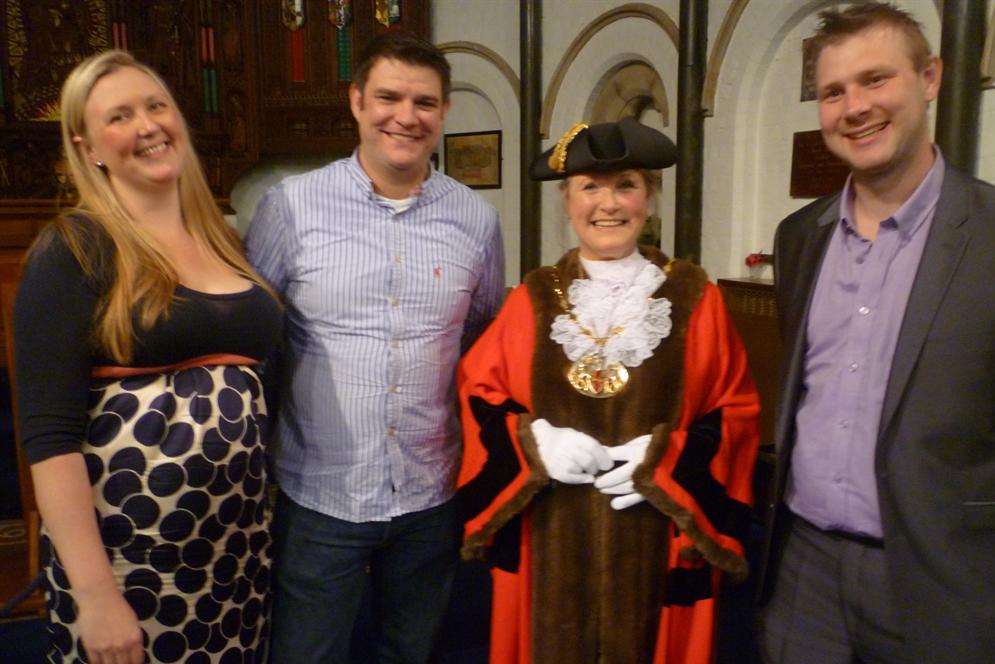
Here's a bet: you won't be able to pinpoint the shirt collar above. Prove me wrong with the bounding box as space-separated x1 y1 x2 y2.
838 147 945 238
345 150 449 206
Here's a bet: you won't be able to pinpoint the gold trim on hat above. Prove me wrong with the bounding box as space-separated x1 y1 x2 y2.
548 122 589 174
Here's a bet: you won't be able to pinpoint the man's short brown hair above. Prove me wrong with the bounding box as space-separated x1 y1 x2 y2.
810 2 933 72
353 32 451 101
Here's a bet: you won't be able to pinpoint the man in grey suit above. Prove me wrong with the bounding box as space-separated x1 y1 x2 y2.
758 4 994 663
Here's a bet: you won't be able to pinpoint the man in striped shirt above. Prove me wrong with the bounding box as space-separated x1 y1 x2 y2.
246 33 504 664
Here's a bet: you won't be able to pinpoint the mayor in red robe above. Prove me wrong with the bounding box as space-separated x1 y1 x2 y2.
455 118 761 664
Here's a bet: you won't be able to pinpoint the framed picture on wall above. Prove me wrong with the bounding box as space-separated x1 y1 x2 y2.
444 130 502 189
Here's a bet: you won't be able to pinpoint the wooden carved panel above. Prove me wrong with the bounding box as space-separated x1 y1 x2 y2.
257 0 429 155
2 0 110 122
717 278 781 446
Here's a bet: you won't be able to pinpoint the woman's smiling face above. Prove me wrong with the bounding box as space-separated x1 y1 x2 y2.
80 66 186 194
564 169 650 261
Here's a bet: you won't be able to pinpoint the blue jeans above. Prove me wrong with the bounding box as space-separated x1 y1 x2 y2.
269 492 459 664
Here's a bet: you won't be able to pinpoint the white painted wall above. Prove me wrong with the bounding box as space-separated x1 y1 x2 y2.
434 0 520 283
704 0 940 279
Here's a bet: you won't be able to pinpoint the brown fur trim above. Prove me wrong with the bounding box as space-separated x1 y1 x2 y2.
633 424 749 583
627 259 749 582
460 412 549 561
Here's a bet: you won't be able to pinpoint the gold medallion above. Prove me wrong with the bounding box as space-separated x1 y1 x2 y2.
567 354 629 398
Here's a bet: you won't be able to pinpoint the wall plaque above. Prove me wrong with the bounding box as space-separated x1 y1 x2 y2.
790 129 850 198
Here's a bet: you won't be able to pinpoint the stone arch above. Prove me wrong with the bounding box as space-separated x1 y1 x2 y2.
703 0 751 116
586 60 669 126
437 41 520 103
539 2 678 138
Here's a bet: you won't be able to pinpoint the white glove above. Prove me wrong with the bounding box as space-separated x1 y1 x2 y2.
530 418 613 484
594 434 651 509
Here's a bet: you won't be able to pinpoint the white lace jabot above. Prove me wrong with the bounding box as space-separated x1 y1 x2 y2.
551 252 672 368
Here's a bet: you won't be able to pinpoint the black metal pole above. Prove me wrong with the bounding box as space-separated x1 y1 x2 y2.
674 0 707 263
935 0 985 174
520 0 542 277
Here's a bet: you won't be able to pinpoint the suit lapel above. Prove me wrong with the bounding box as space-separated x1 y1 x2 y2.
878 170 970 443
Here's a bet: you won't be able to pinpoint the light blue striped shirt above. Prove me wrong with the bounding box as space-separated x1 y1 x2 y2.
246 153 504 522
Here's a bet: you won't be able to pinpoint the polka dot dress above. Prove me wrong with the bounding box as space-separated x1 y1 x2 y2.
42 365 272 663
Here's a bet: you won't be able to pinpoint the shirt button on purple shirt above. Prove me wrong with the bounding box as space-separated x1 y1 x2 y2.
786 151 946 539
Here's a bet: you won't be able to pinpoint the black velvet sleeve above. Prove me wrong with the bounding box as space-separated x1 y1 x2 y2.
14 227 102 464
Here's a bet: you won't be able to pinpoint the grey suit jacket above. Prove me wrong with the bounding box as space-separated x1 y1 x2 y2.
757 166 995 664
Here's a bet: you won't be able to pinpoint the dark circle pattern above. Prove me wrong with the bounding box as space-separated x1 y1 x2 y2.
103 469 143 506
218 388 244 420
161 422 195 457
124 587 159 620
83 453 104 485
125 567 163 594
121 374 158 391
121 534 155 565
149 462 185 497
177 490 211 519
182 538 214 569
218 495 244 525
202 428 230 462
44 365 270 662
103 392 140 420
175 366 214 398
100 514 135 548
150 392 177 418
151 631 186 663
175 566 208 594
156 594 188 627
87 412 122 446
134 411 167 446
109 447 147 474
122 494 161 529
161 509 197 542
183 619 210 650
223 366 248 392
191 395 214 424
184 454 216 488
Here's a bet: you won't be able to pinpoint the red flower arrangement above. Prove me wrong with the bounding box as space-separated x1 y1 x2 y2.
745 252 773 268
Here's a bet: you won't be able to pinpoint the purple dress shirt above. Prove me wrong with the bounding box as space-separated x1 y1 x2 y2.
786 151 945 538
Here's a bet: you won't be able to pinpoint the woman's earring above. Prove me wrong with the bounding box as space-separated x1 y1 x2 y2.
95 161 105 168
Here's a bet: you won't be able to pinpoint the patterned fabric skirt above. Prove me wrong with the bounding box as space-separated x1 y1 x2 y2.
42 364 272 663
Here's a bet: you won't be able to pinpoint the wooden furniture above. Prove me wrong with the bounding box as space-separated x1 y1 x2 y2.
0 259 43 618
717 277 781 519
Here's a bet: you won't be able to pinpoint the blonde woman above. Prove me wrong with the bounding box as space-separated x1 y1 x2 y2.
14 51 281 664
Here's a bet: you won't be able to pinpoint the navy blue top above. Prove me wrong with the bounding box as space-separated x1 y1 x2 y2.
14 221 282 464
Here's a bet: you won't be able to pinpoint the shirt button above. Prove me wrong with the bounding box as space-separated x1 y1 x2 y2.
389 385 400 393
839 420 850 429
848 362 859 372
390 340 400 349
387 427 396 437
394 255 403 264
833 476 843 484
858 306 870 315
388 297 399 307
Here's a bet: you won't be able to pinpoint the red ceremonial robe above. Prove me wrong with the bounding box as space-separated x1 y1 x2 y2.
456 248 760 664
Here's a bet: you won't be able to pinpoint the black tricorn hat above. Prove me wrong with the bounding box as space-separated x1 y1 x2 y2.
529 117 677 181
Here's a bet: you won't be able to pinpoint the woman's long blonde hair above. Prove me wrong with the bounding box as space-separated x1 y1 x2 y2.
50 50 276 364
